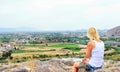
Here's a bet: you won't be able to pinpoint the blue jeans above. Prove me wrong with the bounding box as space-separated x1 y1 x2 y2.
86 64 102 72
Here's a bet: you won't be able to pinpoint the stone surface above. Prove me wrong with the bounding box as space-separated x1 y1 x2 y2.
0 58 120 72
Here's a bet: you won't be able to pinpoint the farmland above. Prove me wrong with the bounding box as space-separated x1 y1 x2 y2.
0 31 120 63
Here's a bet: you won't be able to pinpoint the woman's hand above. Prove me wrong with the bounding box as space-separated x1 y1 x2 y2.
82 58 89 64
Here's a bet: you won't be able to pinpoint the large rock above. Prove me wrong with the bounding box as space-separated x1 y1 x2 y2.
2 58 75 72
1 58 120 72
95 67 120 72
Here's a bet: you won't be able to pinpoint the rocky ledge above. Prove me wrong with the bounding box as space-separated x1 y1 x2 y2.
0 58 120 72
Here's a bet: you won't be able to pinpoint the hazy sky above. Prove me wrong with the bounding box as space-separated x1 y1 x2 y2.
0 0 120 31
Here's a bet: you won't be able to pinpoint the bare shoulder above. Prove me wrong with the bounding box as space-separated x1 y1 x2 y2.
87 41 95 48
87 41 95 45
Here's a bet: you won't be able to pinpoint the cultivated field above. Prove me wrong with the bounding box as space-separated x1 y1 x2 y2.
10 43 83 63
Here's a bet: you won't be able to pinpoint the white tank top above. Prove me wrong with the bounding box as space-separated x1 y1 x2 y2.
89 40 104 67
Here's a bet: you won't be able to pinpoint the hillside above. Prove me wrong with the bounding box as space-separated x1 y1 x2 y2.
106 26 120 36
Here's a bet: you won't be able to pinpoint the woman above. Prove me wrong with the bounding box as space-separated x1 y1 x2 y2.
72 27 104 72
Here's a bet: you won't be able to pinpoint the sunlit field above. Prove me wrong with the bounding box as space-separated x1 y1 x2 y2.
4 43 81 63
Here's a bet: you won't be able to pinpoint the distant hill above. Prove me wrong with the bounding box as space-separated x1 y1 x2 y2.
106 26 120 36
0 28 108 33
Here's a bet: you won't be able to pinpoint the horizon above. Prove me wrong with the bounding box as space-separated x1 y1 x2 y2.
0 27 108 33
0 0 120 31
0 25 118 32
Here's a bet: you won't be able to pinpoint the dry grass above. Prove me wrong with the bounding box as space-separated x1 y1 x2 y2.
27 55 36 72
22 47 55 51
12 52 66 57
78 44 87 48
105 49 115 54
7 58 11 72
12 48 70 58
80 49 86 53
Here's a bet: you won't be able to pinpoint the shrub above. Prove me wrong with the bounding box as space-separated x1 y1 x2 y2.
2 51 12 59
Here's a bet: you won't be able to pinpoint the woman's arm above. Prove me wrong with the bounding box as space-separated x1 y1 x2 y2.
82 41 95 63
86 41 95 58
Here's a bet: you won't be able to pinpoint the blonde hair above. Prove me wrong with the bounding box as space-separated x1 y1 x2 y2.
87 27 100 41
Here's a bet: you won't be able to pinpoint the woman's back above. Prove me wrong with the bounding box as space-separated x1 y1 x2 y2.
89 40 104 67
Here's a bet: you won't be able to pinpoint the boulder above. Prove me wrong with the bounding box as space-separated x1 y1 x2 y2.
1 58 120 72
